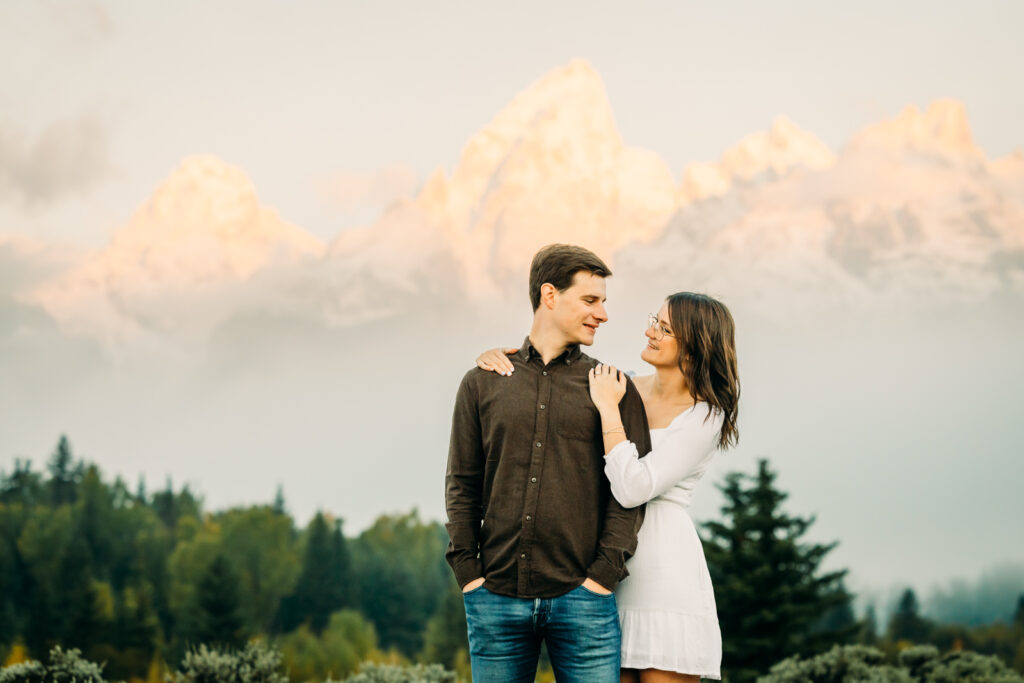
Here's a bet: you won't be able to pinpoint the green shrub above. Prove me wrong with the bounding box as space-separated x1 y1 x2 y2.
168 641 288 683
338 662 455 683
759 644 910 682
0 647 109 683
899 644 1023 683
278 610 377 681
760 643 1024 682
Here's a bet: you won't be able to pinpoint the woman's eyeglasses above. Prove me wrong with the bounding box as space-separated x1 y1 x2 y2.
647 314 676 341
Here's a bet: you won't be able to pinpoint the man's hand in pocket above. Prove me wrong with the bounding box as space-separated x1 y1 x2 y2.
462 577 485 593
581 577 612 595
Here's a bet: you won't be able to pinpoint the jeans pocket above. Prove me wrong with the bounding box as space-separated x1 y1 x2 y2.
577 583 615 598
462 584 487 597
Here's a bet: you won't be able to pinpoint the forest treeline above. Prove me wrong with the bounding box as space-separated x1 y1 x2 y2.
1 437 1022 682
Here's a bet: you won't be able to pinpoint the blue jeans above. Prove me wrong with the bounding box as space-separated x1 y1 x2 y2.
462 583 621 683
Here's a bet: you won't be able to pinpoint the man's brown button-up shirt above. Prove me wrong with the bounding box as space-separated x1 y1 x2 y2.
445 337 652 599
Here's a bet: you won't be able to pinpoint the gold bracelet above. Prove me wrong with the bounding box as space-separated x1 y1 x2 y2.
602 426 624 436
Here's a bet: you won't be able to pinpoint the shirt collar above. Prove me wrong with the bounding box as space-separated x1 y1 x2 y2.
518 336 583 364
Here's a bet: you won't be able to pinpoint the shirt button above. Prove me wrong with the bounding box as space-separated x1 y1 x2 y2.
542 371 548 376
520 553 526 559
535 441 542 448
539 404 546 409
530 477 537 483
566 360 571 365
525 515 532 521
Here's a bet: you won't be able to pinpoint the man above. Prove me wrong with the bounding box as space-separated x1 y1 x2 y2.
445 244 652 682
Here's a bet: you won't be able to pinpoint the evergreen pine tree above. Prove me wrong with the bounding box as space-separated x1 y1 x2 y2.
272 486 287 516
47 436 81 507
194 554 246 648
702 459 853 682
0 530 21 645
858 604 879 645
813 590 858 642
329 518 353 611
275 512 350 634
420 582 469 669
1014 594 1024 629
152 478 177 528
136 476 147 505
0 458 43 505
76 466 114 574
887 588 932 643
58 537 106 653
152 480 202 529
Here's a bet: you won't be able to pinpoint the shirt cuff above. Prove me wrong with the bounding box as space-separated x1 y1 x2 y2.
452 555 484 589
586 556 625 592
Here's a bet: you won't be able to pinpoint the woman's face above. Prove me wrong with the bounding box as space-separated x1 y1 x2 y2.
640 301 680 369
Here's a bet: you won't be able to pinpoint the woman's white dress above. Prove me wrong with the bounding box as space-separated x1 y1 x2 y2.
605 401 724 679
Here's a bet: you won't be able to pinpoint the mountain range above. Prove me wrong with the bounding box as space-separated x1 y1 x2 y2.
6 59 1023 349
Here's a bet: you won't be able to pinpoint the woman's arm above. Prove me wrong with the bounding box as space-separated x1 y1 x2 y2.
589 364 629 452
603 407 723 508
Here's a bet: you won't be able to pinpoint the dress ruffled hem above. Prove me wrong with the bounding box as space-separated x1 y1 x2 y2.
619 608 722 679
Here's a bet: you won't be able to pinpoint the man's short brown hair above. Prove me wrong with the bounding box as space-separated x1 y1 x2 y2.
529 244 612 311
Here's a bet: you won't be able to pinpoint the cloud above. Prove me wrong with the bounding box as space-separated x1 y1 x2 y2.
0 234 86 343
44 0 114 45
0 113 112 206
315 165 418 215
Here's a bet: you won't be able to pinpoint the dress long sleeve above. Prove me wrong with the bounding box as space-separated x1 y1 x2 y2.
604 403 723 509
585 376 651 590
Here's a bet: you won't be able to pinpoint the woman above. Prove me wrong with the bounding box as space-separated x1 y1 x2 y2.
476 292 740 682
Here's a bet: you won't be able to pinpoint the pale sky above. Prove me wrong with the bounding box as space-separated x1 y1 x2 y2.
1 0 1022 246
2 1 1024 598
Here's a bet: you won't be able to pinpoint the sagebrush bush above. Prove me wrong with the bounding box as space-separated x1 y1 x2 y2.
336 662 455 683
1 644 455 683
0 647 110 683
899 644 1024 683
168 642 288 683
760 643 1024 682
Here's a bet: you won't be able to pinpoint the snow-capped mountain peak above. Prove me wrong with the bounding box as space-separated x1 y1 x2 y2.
113 155 324 263
416 59 677 282
680 115 835 202
26 156 325 347
847 99 980 160
431 59 624 220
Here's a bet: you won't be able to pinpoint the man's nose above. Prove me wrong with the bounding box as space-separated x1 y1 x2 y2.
594 303 608 322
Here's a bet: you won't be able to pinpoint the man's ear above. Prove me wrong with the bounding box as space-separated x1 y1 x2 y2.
540 283 558 310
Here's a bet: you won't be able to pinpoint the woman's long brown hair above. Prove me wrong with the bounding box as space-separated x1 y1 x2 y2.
666 292 740 449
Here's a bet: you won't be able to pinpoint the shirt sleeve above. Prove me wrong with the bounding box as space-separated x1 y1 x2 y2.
585 376 652 590
603 404 723 508
444 370 485 588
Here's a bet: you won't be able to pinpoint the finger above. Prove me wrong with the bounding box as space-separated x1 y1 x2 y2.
504 348 519 355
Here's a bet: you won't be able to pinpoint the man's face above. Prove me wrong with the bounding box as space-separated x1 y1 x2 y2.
551 271 608 346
